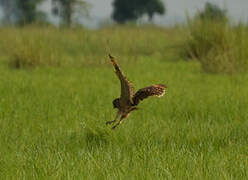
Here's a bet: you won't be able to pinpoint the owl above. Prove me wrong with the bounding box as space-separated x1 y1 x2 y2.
106 54 167 130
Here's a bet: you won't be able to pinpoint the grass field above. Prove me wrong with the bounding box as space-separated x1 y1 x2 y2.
0 26 248 179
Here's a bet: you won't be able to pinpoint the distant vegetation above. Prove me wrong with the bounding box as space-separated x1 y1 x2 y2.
51 0 90 27
0 0 89 26
0 0 46 25
112 0 166 23
0 0 165 26
1 18 248 74
182 2 248 74
198 2 227 22
1 1 247 74
0 25 180 69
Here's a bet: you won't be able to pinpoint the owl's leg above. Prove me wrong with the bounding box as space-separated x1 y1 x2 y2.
111 114 128 130
130 106 138 112
106 111 121 125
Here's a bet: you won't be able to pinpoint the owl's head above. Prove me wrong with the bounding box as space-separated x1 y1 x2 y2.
112 98 120 109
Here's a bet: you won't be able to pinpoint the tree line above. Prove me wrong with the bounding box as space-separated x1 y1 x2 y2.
0 0 90 26
0 0 166 26
0 0 226 27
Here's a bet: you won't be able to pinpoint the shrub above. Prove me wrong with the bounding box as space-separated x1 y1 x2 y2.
183 18 248 74
198 2 227 22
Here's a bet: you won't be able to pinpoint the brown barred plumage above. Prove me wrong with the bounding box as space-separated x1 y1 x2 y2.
132 84 166 106
109 54 134 105
106 54 167 130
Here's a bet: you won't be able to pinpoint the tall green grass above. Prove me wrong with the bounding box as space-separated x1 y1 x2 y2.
0 60 248 179
183 19 248 74
0 25 248 179
0 25 181 68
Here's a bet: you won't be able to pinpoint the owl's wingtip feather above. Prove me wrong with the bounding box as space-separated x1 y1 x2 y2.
157 89 166 97
109 54 118 66
154 84 167 97
109 54 113 59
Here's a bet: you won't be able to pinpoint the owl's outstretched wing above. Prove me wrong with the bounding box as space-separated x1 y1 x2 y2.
109 54 134 104
132 84 166 106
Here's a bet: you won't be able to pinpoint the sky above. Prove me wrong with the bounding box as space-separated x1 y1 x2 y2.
1 0 248 27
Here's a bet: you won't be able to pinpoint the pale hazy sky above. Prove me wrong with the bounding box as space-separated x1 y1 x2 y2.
2 0 248 27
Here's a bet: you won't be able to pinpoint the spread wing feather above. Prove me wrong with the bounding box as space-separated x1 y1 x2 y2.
109 54 134 104
132 84 166 106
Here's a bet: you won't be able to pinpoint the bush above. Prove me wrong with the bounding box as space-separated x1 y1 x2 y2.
199 2 227 22
183 18 248 74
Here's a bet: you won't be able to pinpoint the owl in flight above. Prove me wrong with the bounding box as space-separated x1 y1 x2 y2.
106 54 167 130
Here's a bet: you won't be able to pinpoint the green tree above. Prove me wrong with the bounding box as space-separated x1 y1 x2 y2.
199 2 227 21
52 0 90 27
144 0 165 21
112 0 165 24
0 0 46 25
0 0 17 24
16 0 46 25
